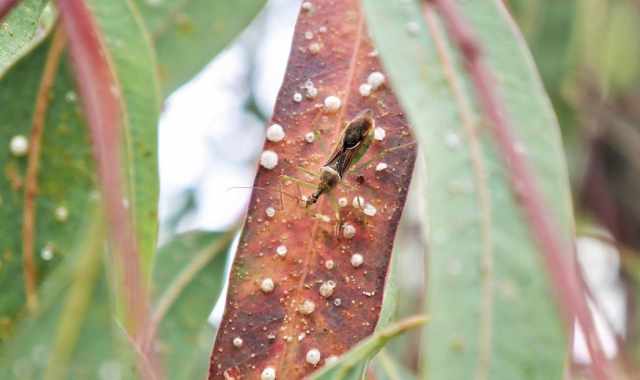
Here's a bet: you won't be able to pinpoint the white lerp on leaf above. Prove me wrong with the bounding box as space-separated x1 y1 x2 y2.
359 83 372 97
306 348 322 366
374 127 386 141
323 95 341 112
266 124 285 142
261 367 276 380
367 71 386 90
9 135 29 157
260 150 278 169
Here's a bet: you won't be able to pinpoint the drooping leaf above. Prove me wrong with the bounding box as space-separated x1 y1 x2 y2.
133 0 266 96
0 36 97 337
0 0 54 79
0 0 160 342
208 1 417 379
308 316 427 380
0 218 138 380
153 230 234 380
82 0 162 275
362 0 573 379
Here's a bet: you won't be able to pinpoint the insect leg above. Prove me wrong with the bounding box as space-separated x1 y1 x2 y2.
349 141 418 174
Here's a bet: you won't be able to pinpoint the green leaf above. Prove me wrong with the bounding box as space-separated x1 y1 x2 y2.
308 316 427 380
0 218 137 380
362 0 574 379
370 350 417 380
153 230 234 380
0 0 54 79
86 0 162 274
0 37 97 336
133 0 266 96
0 0 160 338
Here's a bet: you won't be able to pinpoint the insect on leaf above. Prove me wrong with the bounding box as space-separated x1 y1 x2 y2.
208 1 417 379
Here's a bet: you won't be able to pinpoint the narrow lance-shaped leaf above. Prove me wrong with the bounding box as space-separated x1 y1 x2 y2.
152 230 234 380
0 33 97 335
0 216 139 380
309 316 427 380
363 0 575 379
133 0 266 96
208 1 417 379
57 0 160 377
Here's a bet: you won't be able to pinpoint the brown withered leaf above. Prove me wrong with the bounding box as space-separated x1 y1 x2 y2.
208 1 417 379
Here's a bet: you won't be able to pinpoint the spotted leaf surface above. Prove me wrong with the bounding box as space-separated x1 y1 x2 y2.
362 0 573 379
208 1 417 379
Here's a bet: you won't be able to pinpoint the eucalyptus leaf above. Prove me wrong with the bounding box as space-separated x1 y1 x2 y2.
363 0 574 379
0 0 54 79
0 0 161 340
371 350 417 380
0 218 137 380
153 230 234 380
308 316 427 380
133 0 266 96
0 37 96 337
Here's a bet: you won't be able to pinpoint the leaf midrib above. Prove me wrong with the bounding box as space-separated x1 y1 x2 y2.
423 5 495 380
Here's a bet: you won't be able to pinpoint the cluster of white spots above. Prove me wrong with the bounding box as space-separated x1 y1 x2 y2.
276 245 288 257
375 162 388 172
306 348 322 366
304 131 315 143
359 83 372 97
41 244 54 261
407 21 420 35
350 253 364 268
293 92 303 103
301 1 313 11
232 337 243 348
319 280 336 298
367 72 386 90
265 206 276 218
445 131 461 148
298 299 316 315
304 31 314 40
324 259 335 270
298 332 306 341
325 355 339 365
359 71 385 97
260 278 275 293
342 223 356 239
324 96 341 113
374 127 386 141
309 42 321 54
333 298 342 306
260 150 278 170
352 195 365 209
338 197 348 207
54 206 69 222
363 203 377 217
303 79 318 99
261 367 276 380
266 124 285 142
9 135 29 157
